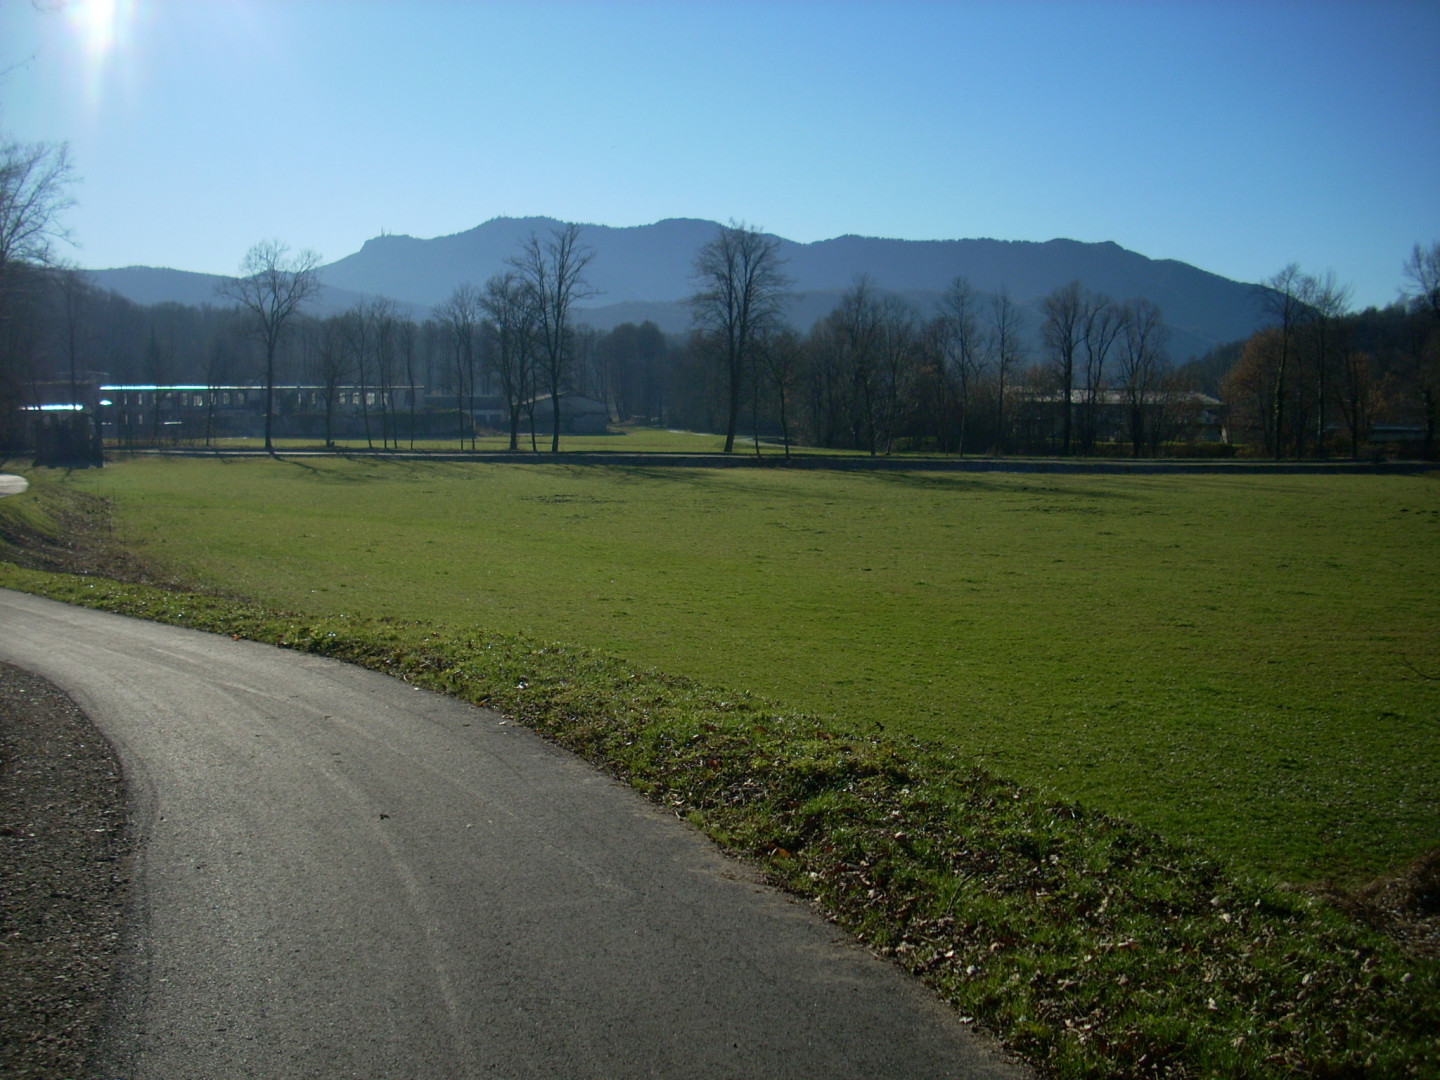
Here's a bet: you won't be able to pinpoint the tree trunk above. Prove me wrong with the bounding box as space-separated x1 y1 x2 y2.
724 350 741 454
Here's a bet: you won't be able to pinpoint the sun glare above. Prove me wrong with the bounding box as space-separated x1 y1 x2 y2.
68 0 122 59
65 0 139 106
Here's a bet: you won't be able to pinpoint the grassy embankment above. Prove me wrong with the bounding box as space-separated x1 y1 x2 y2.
1 457 1436 1078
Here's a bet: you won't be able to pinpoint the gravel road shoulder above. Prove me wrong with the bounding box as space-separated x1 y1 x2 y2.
0 661 132 1079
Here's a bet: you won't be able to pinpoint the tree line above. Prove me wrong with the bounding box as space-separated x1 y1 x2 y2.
5 128 1437 460
682 226 1440 460
685 223 1196 458
1215 250 1440 458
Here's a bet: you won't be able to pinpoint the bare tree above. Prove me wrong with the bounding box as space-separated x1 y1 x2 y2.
0 138 76 432
308 315 350 449
1402 241 1440 457
399 316 419 449
800 317 848 449
340 301 377 448
591 324 627 421
1079 293 1123 454
690 221 790 453
569 324 600 404
876 295 919 455
51 266 91 400
1256 264 1311 460
370 298 401 449
1306 272 1351 456
512 224 594 453
218 240 322 454
987 287 1024 456
830 277 884 454
1336 348 1379 458
910 317 952 451
939 276 985 455
756 327 803 459
1115 298 1170 457
479 271 538 451
202 333 235 448
434 284 483 449
1403 241 1440 317
0 138 75 279
590 321 669 426
1041 280 1083 454
1223 328 1281 454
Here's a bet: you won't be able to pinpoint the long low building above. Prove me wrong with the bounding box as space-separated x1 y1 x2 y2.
98 385 612 442
8 380 478 456
8 380 619 455
99 384 432 443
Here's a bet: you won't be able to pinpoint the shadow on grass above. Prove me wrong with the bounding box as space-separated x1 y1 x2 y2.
273 455 327 477
273 454 469 484
608 465 732 488
857 469 1143 501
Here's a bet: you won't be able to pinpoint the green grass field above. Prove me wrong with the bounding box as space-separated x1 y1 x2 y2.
41 454 1440 886
165 425 822 455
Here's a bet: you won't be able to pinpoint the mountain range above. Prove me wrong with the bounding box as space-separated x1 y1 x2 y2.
88 217 1274 360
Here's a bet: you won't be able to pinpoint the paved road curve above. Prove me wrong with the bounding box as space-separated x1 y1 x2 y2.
0 590 1025 1079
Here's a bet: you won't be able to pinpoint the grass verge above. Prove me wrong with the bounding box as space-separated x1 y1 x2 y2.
1 554 1436 1078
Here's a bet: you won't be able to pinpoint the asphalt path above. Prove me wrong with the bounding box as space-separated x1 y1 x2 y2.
0 589 1026 1079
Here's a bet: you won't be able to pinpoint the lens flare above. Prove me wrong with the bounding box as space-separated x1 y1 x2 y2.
65 0 138 107
68 0 118 58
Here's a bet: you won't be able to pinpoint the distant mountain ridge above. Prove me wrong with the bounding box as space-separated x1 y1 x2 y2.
86 266 409 319
89 217 1273 359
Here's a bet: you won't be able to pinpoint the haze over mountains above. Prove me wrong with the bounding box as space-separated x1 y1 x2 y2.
89 217 1275 360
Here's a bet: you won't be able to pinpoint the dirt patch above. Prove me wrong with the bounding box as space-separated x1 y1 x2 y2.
1325 849 1440 959
0 662 133 1078
0 483 178 587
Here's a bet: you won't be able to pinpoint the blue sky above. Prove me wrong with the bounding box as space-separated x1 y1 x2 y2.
2 0 1436 310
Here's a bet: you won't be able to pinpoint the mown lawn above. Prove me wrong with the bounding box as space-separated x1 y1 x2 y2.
181 425 805 454
37 454 1438 887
